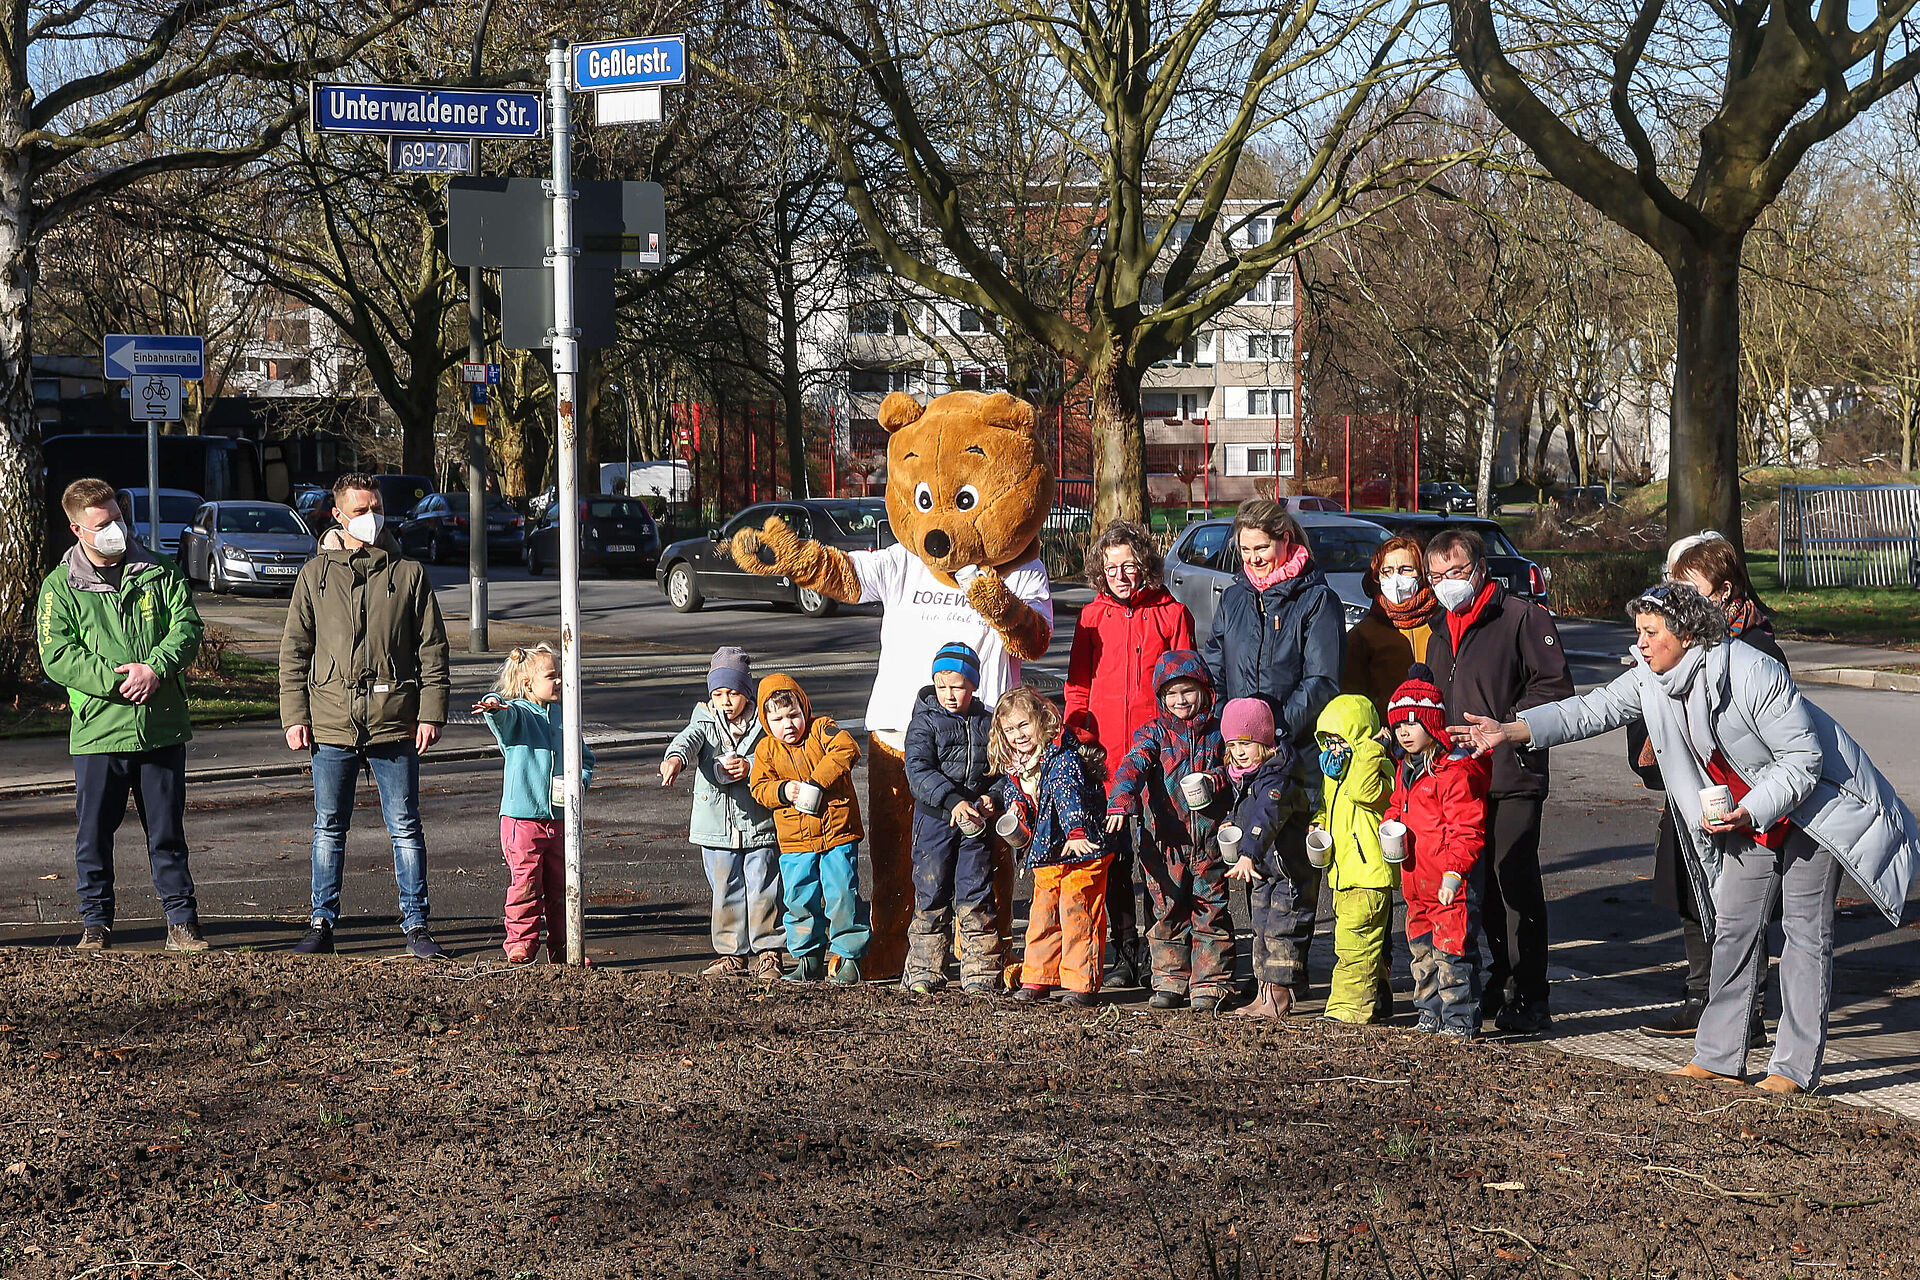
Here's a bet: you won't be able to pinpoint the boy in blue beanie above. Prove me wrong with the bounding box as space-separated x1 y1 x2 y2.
901 642 1003 995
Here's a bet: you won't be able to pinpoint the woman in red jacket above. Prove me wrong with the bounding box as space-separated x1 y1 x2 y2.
1063 519 1195 987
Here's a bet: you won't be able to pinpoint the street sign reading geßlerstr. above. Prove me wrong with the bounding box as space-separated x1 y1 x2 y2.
311 83 543 138
104 334 204 381
570 36 687 91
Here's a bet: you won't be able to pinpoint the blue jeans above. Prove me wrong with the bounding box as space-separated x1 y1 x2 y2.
779 842 870 960
309 743 430 932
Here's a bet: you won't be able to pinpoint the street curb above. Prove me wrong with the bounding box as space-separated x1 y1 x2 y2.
1799 667 1920 694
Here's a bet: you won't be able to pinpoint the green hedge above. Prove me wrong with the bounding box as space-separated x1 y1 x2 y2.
1540 550 1663 619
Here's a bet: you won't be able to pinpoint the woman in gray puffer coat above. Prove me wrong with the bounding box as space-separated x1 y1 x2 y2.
1456 583 1920 1094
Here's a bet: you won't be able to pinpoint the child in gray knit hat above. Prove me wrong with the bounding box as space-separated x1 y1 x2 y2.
661 646 785 979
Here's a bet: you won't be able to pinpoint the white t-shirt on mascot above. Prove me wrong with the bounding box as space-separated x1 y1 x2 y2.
851 543 1053 734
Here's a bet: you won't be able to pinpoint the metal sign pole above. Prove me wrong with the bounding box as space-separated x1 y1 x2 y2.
145 420 161 549
548 38 587 966
466 2 496 655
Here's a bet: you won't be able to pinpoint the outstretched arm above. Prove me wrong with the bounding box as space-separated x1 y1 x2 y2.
728 515 863 604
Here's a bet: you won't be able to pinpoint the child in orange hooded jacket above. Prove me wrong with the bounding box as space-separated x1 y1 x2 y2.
749 673 871 985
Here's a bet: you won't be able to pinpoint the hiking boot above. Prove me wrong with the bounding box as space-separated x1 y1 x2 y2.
1640 997 1706 1038
164 920 210 953
76 925 111 951
1148 990 1187 1011
701 954 750 978
784 954 825 983
1190 995 1222 1013
1439 1026 1476 1043
907 979 941 997
291 920 334 955
1414 1012 1442 1034
1058 990 1099 1008
1106 942 1142 989
753 951 785 982
1494 1000 1551 1035
827 956 863 986
1011 984 1047 1002
962 981 1002 999
404 927 447 960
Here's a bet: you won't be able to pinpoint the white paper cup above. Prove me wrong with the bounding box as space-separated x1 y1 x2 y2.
1699 785 1733 823
1305 828 1333 869
1217 823 1243 859
995 810 1031 849
549 776 566 809
956 811 986 837
793 781 826 815
1379 820 1407 864
1179 773 1215 810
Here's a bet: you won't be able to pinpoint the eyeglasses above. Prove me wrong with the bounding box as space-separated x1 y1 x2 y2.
1431 562 1477 582
1103 562 1144 578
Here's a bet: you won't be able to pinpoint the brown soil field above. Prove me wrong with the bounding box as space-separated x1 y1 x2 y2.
0 951 1914 1279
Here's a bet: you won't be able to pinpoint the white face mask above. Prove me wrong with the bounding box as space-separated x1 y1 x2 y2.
1433 574 1479 613
345 511 385 544
89 520 128 559
1379 573 1419 605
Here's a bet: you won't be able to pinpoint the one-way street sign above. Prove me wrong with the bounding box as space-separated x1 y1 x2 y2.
104 334 204 381
310 83 544 139
570 36 687 91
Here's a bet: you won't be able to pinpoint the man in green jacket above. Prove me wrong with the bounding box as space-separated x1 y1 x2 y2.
280 472 451 959
36 478 208 952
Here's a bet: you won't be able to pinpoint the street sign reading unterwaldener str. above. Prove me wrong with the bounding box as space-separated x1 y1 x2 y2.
104 334 204 381
570 36 687 91
310 83 544 138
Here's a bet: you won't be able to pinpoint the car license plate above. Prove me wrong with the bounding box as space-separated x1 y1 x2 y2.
607 544 636 553
262 565 297 577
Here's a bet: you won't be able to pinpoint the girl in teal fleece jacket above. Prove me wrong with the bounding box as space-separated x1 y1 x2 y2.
474 644 594 963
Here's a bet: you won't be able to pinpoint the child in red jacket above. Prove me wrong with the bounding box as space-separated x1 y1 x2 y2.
1383 666 1490 1039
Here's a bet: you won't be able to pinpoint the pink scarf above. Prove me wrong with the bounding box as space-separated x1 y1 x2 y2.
1244 540 1310 592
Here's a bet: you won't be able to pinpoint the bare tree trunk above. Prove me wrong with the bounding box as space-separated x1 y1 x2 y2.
1670 239 1746 544
0 143 40 686
1475 345 1499 517
1089 356 1148 527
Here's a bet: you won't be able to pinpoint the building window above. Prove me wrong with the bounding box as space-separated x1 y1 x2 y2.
1178 332 1214 364
269 358 312 386
1245 329 1293 361
1245 387 1293 417
1225 442 1295 477
265 315 312 347
1143 391 1180 418
849 365 915 394
1235 215 1273 248
1241 273 1293 305
958 367 984 391
850 303 909 336
957 307 985 333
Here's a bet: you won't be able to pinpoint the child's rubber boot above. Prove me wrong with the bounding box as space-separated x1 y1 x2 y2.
784 954 825 983
828 955 863 986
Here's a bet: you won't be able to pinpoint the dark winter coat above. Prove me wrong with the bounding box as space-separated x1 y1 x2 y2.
1222 748 1300 869
991 738 1106 871
1107 649 1228 849
1425 582 1573 799
1201 563 1345 749
903 684 994 816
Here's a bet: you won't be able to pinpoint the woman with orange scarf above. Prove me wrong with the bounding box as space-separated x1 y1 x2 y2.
1342 535 1437 720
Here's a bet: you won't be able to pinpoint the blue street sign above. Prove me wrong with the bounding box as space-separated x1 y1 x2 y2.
104 334 204 381
570 36 687 91
310 82 543 139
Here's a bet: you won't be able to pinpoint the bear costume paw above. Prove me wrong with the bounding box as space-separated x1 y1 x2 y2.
728 515 862 604
966 566 1052 660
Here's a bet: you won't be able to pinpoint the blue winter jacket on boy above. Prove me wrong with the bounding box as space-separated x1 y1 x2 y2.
1107 649 1228 848
903 684 994 816
1224 744 1300 869
665 703 777 849
480 698 595 821
991 738 1106 871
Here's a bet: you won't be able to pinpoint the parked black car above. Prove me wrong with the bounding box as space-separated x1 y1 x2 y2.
396 492 526 563
658 499 889 617
294 487 335 534
1339 512 1552 606
373 474 437 519
524 496 660 578
1418 481 1476 513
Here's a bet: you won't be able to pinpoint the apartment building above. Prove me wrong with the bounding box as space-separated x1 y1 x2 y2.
799 201 1301 503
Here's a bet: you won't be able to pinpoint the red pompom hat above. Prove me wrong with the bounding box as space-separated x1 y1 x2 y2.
1386 664 1448 742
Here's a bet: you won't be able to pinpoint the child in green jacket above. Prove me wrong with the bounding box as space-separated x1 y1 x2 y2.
1310 693 1396 1024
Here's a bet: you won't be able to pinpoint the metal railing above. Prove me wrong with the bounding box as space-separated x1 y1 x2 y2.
1778 484 1920 589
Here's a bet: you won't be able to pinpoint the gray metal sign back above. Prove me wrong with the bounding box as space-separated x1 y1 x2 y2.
447 178 663 270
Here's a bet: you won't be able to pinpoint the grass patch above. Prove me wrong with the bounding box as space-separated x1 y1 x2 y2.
1748 558 1920 650
1538 550 1664 619
0 642 279 739
1619 466 1920 524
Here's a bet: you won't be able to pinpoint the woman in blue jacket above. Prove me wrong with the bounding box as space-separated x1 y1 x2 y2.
1201 498 1346 1000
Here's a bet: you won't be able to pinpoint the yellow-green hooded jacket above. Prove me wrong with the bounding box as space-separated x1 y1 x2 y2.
1311 694 1396 891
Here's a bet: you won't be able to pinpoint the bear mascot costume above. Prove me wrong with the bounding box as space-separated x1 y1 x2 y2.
729 389 1055 981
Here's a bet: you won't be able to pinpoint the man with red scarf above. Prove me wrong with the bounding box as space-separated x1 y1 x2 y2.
1424 527 1572 1034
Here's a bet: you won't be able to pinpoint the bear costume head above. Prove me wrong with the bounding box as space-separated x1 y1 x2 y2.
876 389 1055 589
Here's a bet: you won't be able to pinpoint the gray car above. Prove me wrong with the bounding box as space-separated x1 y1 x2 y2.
1165 513 1391 636
178 501 316 595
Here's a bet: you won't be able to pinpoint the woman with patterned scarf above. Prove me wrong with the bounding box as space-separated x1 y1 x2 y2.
1632 532 1787 1040
1342 535 1437 721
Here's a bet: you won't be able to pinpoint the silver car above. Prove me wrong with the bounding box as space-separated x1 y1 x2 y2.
1165 513 1391 635
178 501 316 594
